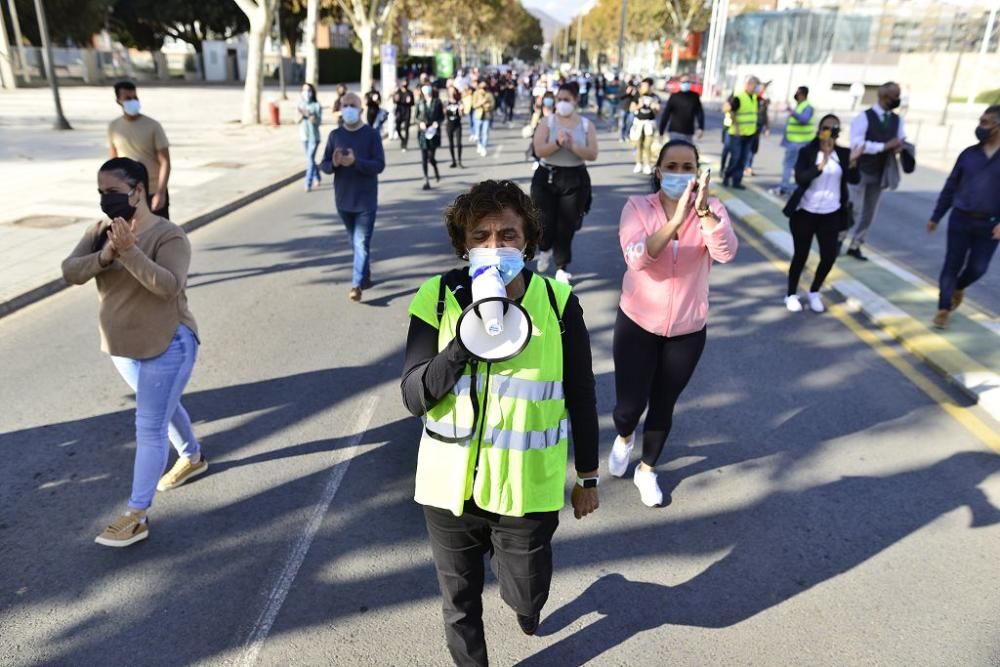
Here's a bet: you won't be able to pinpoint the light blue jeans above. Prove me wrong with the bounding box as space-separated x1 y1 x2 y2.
474 117 491 150
111 324 200 511
781 142 808 194
303 139 320 187
338 209 376 287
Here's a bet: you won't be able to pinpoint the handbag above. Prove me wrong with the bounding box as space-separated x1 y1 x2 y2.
839 201 855 231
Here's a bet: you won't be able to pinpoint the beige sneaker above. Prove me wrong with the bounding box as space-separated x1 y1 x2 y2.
950 289 965 311
95 512 148 548
932 309 950 329
157 456 208 491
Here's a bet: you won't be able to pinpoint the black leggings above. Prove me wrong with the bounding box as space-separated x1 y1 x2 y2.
396 111 411 149
421 146 439 181
613 310 706 467
530 165 589 270
446 120 463 165
787 209 841 295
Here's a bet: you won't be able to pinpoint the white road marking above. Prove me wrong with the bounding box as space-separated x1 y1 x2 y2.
237 394 380 667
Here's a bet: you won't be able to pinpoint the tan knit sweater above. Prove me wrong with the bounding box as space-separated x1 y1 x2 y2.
62 218 199 359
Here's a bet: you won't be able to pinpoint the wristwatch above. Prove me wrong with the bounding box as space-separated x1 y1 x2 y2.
576 476 599 489
696 207 713 218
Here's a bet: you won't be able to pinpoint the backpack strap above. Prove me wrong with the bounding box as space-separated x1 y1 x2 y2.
435 268 468 326
543 277 566 336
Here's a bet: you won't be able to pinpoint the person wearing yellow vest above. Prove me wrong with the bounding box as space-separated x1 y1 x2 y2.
773 86 817 196
722 75 760 190
401 180 600 666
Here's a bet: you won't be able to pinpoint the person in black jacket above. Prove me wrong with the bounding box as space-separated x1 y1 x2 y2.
657 75 705 143
416 83 445 190
782 114 864 313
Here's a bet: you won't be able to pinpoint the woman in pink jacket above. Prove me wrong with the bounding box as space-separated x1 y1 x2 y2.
608 140 738 506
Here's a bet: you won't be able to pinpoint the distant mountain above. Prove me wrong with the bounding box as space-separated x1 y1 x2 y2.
524 6 566 44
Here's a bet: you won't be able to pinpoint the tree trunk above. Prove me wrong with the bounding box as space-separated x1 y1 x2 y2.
242 6 273 125
153 50 170 81
671 41 680 73
304 0 319 88
358 20 374 93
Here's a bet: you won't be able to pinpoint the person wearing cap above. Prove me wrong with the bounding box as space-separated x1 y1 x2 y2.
401 179 599 666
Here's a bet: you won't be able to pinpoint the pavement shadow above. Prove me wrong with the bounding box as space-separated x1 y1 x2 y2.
518 451 1000 666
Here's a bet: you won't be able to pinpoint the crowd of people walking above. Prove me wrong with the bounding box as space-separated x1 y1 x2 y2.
56 63 998 667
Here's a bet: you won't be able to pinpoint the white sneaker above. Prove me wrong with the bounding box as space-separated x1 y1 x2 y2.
785 294 803 313
808 291 825 313
555 269 572 284
642 164 652 175
633 163 643 174
536 250 552 273
608 434 634 477
633 467 664 507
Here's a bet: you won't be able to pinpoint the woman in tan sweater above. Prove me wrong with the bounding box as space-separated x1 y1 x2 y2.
62 157 206 548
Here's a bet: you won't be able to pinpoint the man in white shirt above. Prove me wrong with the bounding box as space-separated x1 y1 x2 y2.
845 81 906 260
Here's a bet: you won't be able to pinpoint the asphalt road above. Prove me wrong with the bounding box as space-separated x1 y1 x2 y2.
699 109 1000 317
2 114 999 667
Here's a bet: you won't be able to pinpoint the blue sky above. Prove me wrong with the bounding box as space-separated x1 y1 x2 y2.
521 0 596 25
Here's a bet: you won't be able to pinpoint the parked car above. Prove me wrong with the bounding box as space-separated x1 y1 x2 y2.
664 76 704 95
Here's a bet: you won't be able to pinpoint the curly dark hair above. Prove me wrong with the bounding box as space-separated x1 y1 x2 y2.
445 180 540 261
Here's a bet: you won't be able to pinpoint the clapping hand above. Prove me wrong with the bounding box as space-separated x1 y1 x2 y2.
340 148 356 167
108 217 136 253
694 169 711 212
332 147 343 167
98 227 117 266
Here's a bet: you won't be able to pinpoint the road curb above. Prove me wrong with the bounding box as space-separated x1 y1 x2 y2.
0 170 305 321
715 187 1000 423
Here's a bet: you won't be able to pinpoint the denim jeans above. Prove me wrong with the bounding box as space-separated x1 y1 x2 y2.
474 117 491 150
111 325 200 511
725 134 756 185
339 209 377 287
303 139 320 187
620 111 634 142
781 143 807 193
937 211 999 310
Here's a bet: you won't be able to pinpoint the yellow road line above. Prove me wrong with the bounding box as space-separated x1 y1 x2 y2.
732 219 1000 454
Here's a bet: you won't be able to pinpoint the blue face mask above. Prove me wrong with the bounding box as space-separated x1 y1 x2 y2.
341 106 360 125
468 247 525 285
660 172 695 199
679 82 692 92
543 98 554 107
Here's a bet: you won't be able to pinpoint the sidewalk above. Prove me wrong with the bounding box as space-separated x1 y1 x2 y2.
709 168 1000 422
0 84 322 317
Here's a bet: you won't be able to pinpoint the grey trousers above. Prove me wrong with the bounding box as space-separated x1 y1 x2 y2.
848 174 885 249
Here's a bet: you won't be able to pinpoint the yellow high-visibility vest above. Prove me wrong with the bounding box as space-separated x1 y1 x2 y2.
784 100 816 143
729 90 758 137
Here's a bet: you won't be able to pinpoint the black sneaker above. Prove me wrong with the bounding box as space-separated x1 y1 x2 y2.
846 247 868 261
731 183 747 190
516 612 539 636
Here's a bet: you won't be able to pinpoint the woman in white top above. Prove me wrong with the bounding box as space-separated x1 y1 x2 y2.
530 82 599 284
782 114 864 313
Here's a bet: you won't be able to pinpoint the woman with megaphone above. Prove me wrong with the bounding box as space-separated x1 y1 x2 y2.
401 180 600 666
609 140 738 507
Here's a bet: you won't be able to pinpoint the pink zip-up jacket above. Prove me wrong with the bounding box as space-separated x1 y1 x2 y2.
618 193 738 337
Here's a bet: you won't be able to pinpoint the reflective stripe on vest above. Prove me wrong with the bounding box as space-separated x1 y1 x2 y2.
411 273 571 517
729 90 757 136
784 101 816 143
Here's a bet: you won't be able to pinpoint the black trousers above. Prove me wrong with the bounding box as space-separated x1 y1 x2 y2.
787 208 841 295
421 145 440 181
530 165 590 270
424 501 559 667
612 309 706 466
396 110 411 149
446 120 463 165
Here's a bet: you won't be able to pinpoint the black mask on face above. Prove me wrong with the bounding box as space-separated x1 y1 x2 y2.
100 189 137 220
885 97 901 111
829 126 840 139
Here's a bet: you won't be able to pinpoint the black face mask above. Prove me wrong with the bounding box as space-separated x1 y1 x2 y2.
829 127 840 139
886 98 901 111
101 189 137 220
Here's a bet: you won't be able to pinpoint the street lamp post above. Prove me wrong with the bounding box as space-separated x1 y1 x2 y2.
966 4 998 106
32 0 71 130
617 0 628 73
7 0 31 82
574 14 583 71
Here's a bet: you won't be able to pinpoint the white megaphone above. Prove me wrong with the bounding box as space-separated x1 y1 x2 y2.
456 266 532 362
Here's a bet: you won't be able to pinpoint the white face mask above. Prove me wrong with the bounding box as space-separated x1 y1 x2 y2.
555 101 574 117
122 99 141 116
